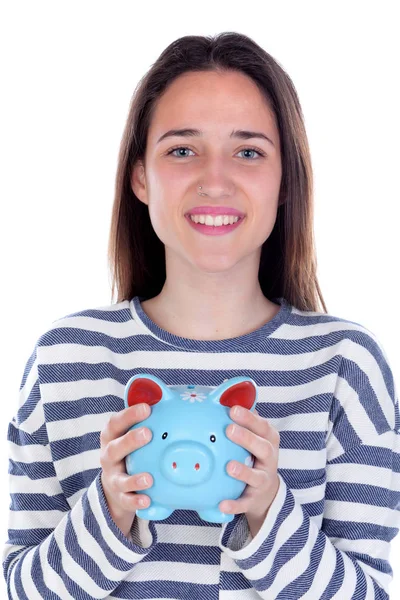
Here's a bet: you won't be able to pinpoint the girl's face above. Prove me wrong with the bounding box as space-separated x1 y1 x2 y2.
131 70 282 275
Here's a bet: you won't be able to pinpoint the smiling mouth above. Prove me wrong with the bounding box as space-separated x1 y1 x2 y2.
187 214 242 227
185 214 245 235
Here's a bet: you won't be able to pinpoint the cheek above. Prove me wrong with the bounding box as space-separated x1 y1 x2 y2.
157 162 191 191
146 192 183 248
148 167 193 227
147 202 170 245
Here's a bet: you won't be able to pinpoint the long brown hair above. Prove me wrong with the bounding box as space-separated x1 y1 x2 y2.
107 32 327 313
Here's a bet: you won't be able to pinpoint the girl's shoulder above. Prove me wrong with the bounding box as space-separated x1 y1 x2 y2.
36 299 133 346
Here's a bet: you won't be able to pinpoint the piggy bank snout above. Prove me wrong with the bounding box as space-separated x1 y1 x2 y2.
160 441 215 486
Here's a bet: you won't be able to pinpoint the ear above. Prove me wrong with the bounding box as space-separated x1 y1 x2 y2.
219 380 256 411
126 377 163 407
131 160 149 206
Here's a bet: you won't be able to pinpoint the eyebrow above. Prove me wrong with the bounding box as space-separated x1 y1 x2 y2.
156 128 275 147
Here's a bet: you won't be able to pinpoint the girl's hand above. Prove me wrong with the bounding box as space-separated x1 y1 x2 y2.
219 405 281 536
99 403 153 537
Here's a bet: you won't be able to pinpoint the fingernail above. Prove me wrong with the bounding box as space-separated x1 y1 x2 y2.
234 406 243 418
230 463 238 475
139 427 150 439
137 475 149 486
228 424 236 436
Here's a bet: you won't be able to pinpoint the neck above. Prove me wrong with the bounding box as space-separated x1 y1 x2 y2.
140 251 279 341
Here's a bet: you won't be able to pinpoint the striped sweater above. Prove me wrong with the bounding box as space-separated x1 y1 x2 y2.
2 295 400 599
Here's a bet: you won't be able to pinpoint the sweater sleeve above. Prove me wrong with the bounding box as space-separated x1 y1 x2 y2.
2 344 158 599
218 333 400 599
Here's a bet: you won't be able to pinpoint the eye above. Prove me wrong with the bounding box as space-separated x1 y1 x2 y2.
238 147 266 159
166 146 195 158
210 434 216 443
162 432 168 439
165 146 266 159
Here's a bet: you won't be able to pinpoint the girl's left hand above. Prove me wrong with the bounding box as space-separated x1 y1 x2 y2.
219 405 281 529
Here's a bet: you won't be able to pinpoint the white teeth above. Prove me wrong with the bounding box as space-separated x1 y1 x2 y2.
189 214 240 226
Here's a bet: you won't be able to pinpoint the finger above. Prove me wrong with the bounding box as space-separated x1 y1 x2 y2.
100 403 150 446
218 479 260 514
115 472 153 494
219 492 251 515
219 498 241 514
226 424 276 465
100 426 152 470
230 406 279 445
119 490 151 511
226 461 268 488
106 473 152 511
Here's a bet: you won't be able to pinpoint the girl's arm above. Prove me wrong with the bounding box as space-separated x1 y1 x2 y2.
2 346 157 599
219 332 400 599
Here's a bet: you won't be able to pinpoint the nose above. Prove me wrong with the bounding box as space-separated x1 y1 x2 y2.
161 441 214 486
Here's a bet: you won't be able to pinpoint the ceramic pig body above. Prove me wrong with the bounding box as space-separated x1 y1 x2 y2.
123 374 257 523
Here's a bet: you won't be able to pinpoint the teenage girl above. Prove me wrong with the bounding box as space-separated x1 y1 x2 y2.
3 32 399 599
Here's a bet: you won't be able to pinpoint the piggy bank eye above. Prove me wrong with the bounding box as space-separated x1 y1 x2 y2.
162 432 168 439
210 434 216 443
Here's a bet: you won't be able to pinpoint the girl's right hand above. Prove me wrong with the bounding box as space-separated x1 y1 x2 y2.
99 402 153 537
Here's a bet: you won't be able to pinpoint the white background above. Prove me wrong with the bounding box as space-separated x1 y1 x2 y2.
1 1 399 596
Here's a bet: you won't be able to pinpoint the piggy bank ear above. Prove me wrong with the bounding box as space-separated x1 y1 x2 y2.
126 377 163 408
219 380 256 411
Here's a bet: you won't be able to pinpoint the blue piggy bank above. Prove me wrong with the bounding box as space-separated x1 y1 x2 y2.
124 374 257 523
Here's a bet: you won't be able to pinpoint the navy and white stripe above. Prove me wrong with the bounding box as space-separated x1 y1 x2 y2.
2 296 400 599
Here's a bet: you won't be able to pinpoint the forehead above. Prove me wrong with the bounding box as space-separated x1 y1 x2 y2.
148 70 277 140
